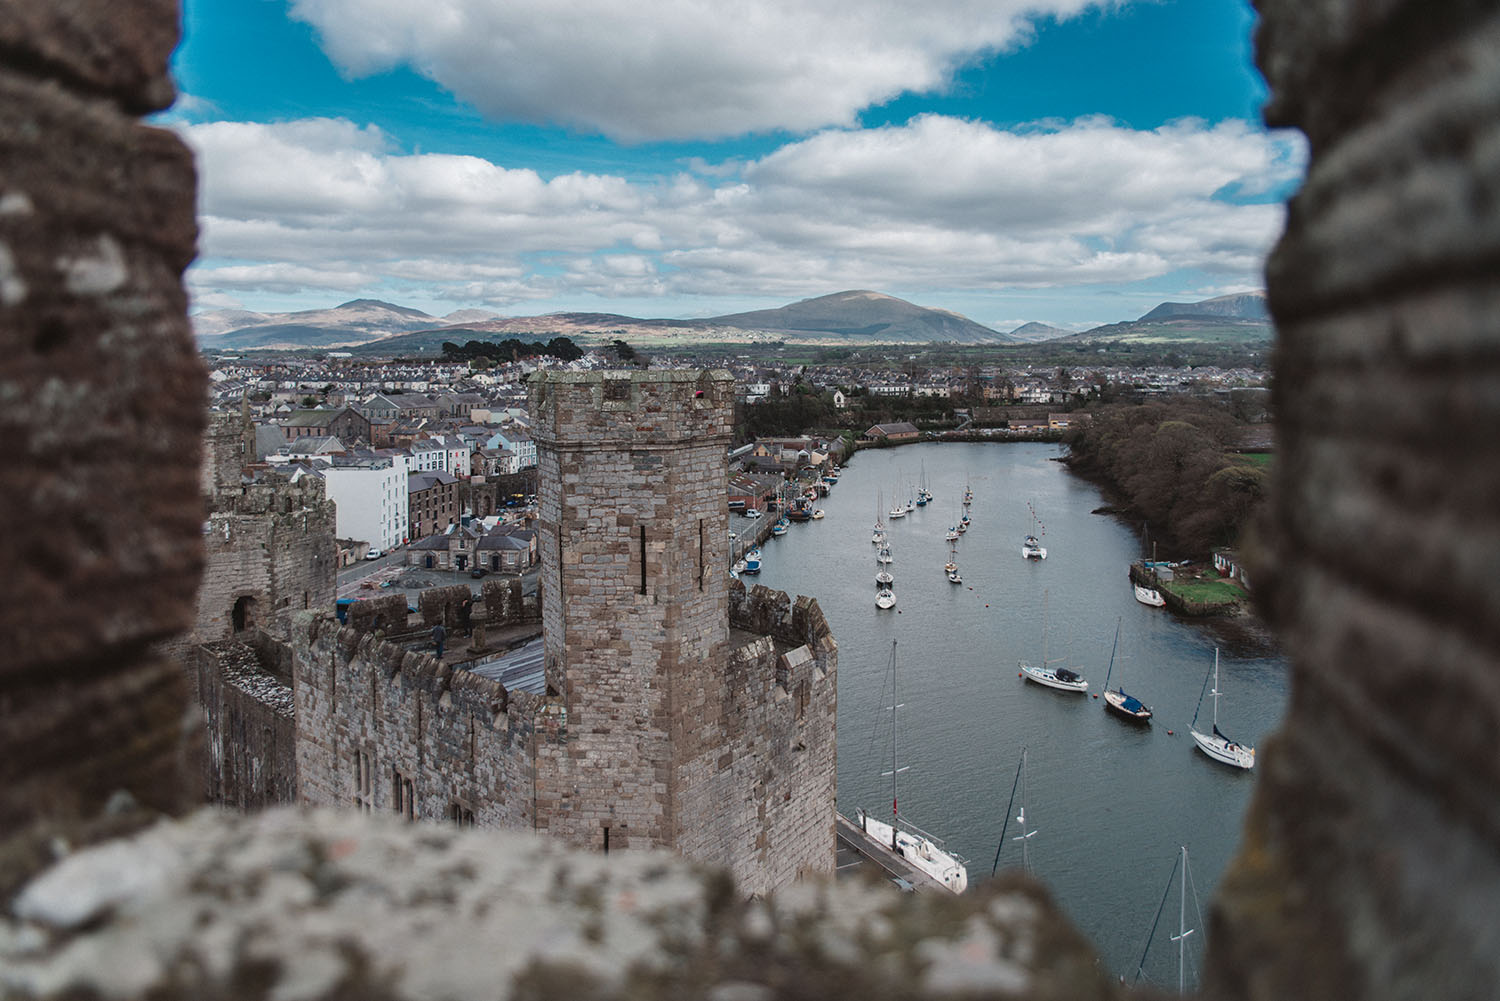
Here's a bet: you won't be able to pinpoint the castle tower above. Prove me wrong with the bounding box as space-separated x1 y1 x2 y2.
531 370 735 852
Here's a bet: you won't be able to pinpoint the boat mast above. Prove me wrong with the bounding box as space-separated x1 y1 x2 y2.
1211 648 1221 730
1190 655 1213 730
1103 616 1121 691
1012 748 1038 872
1170 846 1195 993
990 749 1025 877
880 640 908 851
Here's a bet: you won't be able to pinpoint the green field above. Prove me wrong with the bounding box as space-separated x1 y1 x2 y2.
1233 452 1273 468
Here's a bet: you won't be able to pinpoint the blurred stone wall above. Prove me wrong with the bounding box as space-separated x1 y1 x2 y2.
1205 3 1500 999
0 0 201 895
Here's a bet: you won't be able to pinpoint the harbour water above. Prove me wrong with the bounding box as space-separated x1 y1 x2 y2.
749 441 1289 987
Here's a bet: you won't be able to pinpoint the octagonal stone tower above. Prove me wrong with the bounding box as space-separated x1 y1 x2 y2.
531 370 738 852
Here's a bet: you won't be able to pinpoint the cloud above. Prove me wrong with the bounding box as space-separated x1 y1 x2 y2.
287 0 1104 141
181 115 1304 311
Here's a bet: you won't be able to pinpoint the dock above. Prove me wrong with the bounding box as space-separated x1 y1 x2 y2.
835 813 948 893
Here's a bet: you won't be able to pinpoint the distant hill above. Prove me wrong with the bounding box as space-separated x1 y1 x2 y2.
194 299 495 351
1006 321 1073 342
194 289 1272 354
1138 290 1267 322
706 290 1010 343
196 290 1010 351
1057 314 1273 348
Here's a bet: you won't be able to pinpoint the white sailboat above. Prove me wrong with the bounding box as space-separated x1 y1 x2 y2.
1189 649 1255 769
1134 583 1166 607
856 641 968 892
872 492 887 544
1019 592 1087 692
1135 540 1166 605
1022 501 1047 559
875 587 897 609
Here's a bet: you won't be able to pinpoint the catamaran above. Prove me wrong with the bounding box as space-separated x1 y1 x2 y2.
1022 501 1047 559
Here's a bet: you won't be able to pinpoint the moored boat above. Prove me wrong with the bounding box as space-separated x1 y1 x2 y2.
1189 650 1255 769
1134 584 1165 607
855 642 967 892
1099 618 1153 722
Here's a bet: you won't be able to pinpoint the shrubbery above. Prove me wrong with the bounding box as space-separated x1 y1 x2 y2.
1063 400 1267 555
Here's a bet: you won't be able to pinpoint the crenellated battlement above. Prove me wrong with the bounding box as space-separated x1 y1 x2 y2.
728 579 836 665
530 369 734 447
294 613 546 827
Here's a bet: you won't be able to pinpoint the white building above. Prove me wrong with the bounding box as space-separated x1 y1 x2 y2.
491 428 537 469
408 439 446 473
319 455 410 551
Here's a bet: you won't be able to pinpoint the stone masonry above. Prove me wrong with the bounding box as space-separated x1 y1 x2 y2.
286 372 837 895
186 410 338 649
530 370 836 892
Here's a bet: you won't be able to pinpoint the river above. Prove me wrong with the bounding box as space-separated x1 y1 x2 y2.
747 441 1289 988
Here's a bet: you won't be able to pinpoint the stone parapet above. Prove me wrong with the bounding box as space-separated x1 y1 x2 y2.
1 808 1119 1001
529 369 734 448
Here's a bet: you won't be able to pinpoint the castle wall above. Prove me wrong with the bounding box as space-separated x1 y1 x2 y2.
293 616 540 827
192 474 338 647
195 639 297 809
670 583 838 893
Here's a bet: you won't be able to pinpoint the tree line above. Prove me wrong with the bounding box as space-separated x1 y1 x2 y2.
440 336 584 363
1061 400 1268 556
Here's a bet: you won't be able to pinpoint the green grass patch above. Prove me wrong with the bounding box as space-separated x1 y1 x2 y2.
1164 577 1247 605
1233 452 1273 468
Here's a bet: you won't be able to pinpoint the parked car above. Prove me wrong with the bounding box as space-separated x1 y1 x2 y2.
365 549 382 560
743 508 762 519
470 567 488 578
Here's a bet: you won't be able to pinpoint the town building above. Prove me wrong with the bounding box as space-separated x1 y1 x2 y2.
319 454 409 551
408 470 460 539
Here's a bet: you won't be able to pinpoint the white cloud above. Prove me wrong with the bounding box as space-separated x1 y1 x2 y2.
288 0 1104 141
181 115 1303 312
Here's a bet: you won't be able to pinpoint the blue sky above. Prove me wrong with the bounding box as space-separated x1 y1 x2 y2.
166 0 1304 331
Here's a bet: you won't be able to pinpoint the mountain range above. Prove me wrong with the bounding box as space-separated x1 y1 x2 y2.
194 289 1269 353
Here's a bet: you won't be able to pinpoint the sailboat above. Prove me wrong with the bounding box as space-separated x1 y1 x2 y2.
1136 540 1166 606
888 490 907 519
1131 846 1201 993
962 478 973 507
875 587 897 609
875 569 894 587
856 641 968 892
989 747 1038 875
1019 592 1087 692
1022 501 1047 559
944 536 961 583
1100 617 1153 722
872 492 887 545
1189 649 1255 769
